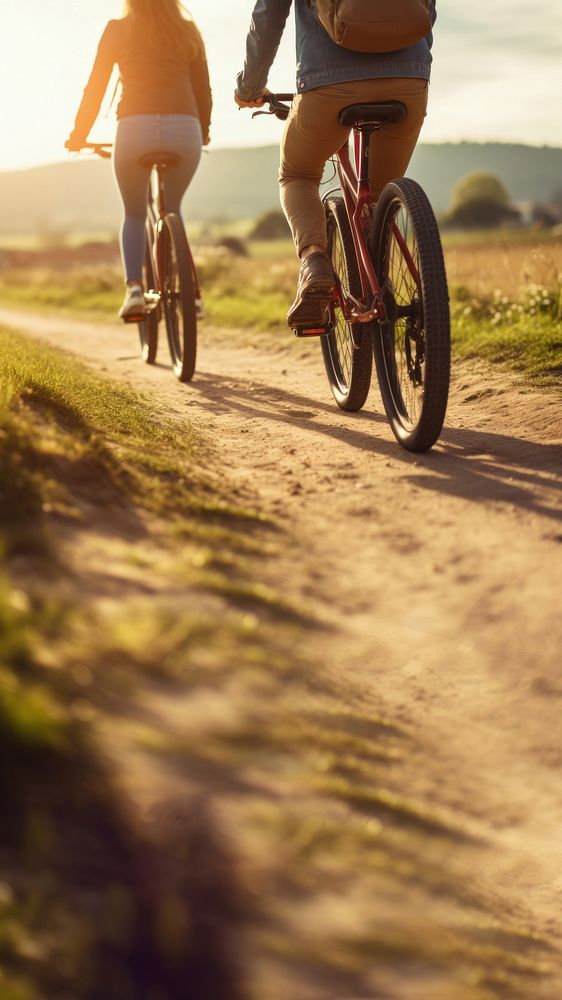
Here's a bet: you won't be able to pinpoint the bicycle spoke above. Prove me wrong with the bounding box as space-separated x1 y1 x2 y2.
386 204 425 426
331 230 353 385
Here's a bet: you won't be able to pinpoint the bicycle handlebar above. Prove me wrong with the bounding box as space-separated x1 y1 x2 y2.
252 93 294 122
66 141 113 159
84 142 113 159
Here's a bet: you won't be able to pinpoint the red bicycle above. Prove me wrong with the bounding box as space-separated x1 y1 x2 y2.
81 142 200 382
256 95 450 452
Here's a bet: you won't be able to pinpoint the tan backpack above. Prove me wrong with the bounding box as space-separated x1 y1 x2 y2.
311 0 432 53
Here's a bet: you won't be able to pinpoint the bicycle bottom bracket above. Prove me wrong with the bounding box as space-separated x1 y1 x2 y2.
292 322 333 338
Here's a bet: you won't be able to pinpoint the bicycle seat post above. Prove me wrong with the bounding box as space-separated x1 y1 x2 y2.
355 130 371 189
155 163 167 219
138 152 181 219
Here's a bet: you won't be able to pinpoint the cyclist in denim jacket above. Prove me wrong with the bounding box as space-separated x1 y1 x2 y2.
235 0 436 329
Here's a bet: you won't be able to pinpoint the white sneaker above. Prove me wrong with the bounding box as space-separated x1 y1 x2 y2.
196 297 205 320
119 285 146 322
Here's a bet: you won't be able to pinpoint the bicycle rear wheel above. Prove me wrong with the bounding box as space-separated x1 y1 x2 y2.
161 212 197 383
322 197 372 411
370 178 450 452
138 222 159 365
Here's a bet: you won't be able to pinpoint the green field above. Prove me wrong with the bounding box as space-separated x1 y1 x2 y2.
1 231 561 383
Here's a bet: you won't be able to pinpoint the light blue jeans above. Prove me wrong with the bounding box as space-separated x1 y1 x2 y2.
113 114 202 282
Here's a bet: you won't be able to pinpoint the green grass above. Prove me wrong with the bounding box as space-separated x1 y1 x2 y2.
451 284 562 381
1 238 562 381
0 267 122 314
441 227 562 248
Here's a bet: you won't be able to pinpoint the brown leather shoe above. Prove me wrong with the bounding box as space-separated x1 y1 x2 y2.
287 252 334 329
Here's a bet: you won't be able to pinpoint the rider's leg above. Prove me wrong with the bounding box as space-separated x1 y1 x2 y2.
158 115 203 216
279 78 428 327
280 96 349 326
279 93 348 259
113 116 202 320
280 78 428 257
113 117 154 288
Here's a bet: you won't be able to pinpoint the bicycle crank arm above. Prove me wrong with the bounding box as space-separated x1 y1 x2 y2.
338 288 386 325
348 303 385 324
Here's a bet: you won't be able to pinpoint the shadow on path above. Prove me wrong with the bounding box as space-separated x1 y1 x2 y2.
189 369 562 525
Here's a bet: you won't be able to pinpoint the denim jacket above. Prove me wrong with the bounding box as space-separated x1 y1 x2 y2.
237 0 436 100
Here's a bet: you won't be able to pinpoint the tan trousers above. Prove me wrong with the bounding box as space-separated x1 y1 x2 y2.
279 77 428 256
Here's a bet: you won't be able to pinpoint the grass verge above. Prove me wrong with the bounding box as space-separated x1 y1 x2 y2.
451 284 562 382
0 327 556 999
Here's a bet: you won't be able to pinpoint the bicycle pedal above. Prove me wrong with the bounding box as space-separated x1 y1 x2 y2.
123 313 145 324
292 322 332 338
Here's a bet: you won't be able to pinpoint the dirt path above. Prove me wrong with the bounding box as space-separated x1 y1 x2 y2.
2 307 562 989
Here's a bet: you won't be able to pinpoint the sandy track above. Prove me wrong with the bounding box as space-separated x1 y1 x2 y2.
2 306 562 980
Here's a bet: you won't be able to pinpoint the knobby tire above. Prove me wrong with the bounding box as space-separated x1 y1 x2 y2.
161 213 197 383
370 178 450 452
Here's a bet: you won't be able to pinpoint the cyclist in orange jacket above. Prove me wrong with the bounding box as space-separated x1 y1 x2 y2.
67 0 211 322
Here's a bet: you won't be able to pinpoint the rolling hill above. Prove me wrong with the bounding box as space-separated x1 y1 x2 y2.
1 142 561 237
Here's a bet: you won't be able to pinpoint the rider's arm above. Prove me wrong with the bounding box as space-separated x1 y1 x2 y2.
190 34 213 146
427 0 437 47
68 21 118 147
236 0 292 101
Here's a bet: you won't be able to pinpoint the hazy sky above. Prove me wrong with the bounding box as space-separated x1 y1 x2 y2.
3 0 561 170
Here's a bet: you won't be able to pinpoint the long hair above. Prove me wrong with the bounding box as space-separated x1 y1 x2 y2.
124 0 203 58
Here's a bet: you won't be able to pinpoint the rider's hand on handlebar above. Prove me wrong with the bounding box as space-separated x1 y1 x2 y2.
234 87 270 110
65 131 86 152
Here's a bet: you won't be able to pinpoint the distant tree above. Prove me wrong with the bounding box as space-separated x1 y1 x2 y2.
249 210 291 241
445 172 518 229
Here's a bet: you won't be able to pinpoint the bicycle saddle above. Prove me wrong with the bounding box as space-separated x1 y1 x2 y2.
138 151 181 169
339 101 407 129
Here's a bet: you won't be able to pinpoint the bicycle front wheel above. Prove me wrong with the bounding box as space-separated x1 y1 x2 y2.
161 213 197 383
370 178 450 452
322 197 372 411
138 221 159 365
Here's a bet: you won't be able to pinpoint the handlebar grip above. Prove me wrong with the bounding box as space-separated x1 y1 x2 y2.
81 142 113 159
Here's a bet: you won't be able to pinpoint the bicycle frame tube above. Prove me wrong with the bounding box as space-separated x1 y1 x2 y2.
391 224 421 287
336 134 381 306
335 130 421 312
